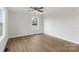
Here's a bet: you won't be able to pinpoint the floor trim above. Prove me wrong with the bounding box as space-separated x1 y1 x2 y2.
44 33 79 45
8 33 43 39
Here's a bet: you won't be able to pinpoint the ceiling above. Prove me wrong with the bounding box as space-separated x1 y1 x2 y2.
8 7 79 15
7 7 64 15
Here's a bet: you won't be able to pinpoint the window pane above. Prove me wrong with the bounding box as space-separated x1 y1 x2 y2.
0 9 2 22
0 23 2 36
0 8 3 36
32 17 39 30
32 18 38 25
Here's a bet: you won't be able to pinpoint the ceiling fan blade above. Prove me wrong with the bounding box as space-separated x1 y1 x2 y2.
30 7 43 10
37 9 43 12
30 7 44 12
38 7 44 9
30 7 36 10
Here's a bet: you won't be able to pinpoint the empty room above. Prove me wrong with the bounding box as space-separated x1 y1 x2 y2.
0 7 79 52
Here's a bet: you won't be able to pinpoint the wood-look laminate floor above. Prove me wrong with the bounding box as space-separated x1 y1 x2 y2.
6 33 79 52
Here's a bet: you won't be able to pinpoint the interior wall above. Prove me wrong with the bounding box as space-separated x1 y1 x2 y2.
44 8 79 44
8 10 43 38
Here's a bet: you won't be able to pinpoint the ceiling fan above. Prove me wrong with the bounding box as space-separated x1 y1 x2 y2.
30 7 44 13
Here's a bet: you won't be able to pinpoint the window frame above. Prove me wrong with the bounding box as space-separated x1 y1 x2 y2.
32 17 39 30
0 8 5 37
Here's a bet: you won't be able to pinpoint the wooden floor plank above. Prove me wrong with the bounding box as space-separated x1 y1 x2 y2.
6 33 79 52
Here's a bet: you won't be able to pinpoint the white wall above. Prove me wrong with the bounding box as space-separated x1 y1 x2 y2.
8 10 43 38
44 8 79 44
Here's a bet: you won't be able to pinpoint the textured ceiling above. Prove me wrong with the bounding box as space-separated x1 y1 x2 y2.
8 7 79 15
8 7 63 15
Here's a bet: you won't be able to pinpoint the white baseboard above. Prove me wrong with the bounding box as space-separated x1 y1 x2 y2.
8 33 43 39
44 33 79 45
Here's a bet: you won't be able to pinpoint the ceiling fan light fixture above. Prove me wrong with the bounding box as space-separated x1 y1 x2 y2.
34 10 38 13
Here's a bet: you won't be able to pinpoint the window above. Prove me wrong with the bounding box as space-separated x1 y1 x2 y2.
32 17 38 25
32 17 39 30
0 8 4 36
